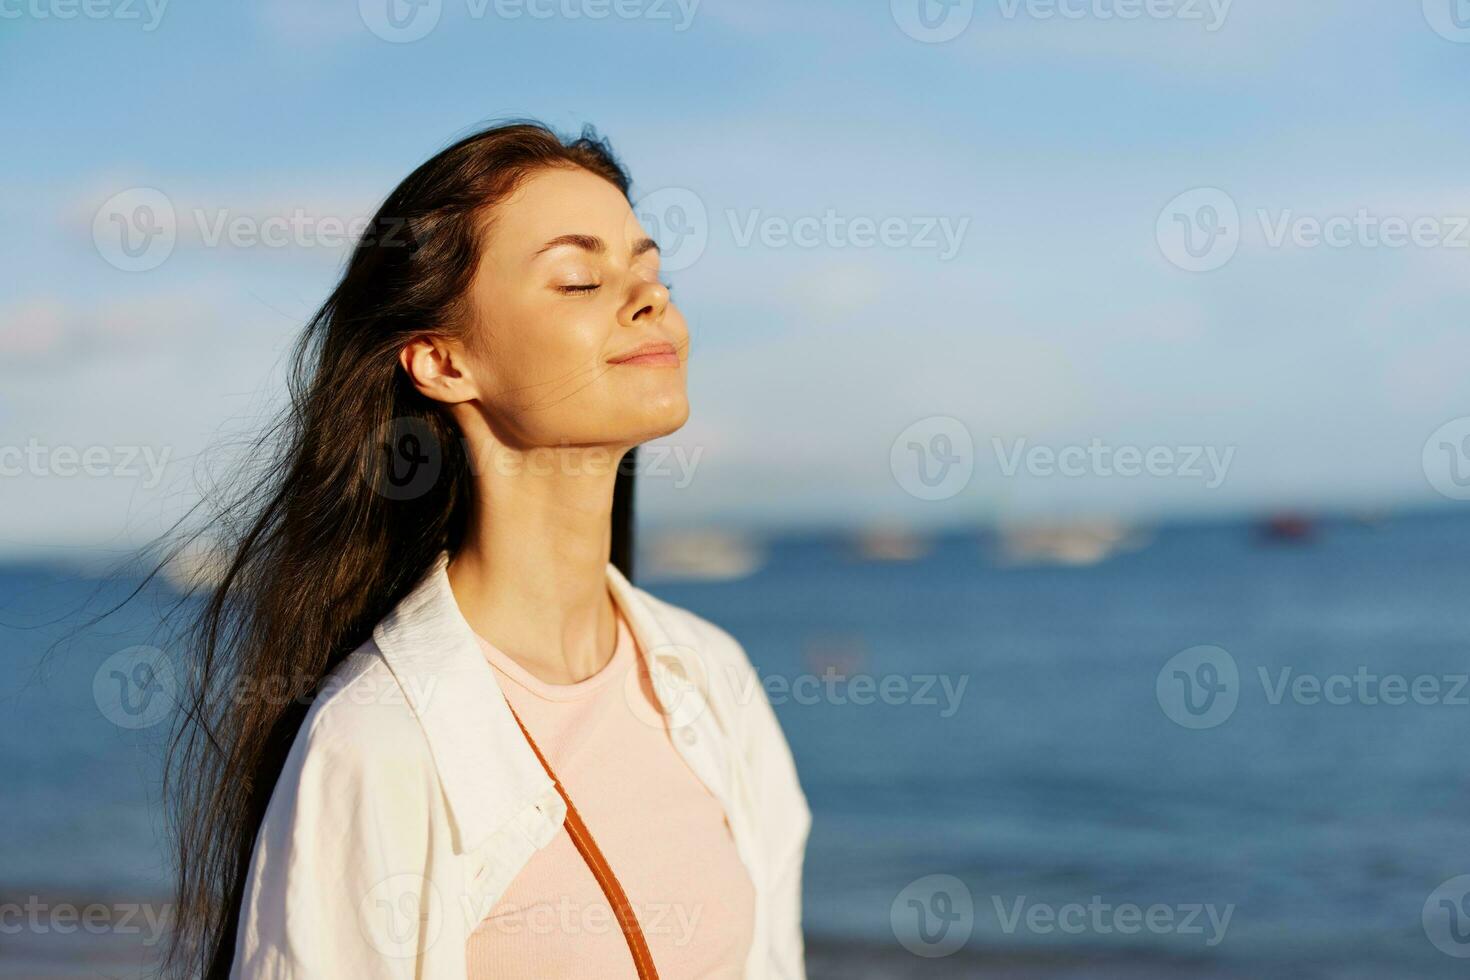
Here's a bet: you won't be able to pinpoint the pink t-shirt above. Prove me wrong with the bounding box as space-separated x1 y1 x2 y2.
465 607 755 978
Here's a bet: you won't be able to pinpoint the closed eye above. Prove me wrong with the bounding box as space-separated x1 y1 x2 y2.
557 283 601 294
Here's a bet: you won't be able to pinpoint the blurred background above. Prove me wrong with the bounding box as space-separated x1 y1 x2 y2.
4 1 1470 977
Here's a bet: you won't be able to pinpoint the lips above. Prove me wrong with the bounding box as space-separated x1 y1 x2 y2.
607 341 680 367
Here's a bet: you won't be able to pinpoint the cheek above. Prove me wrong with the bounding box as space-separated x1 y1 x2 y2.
490 310 607 406
545 317 607 372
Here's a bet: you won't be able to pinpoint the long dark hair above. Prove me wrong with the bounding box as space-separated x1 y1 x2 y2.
156 121 639 979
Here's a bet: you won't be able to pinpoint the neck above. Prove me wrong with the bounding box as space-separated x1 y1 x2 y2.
447 439 627 685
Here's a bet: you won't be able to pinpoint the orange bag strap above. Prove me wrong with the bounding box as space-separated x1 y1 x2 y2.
506 703 660 980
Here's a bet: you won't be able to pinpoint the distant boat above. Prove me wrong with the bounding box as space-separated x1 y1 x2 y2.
802 634 869 677
640 529 765 583
161 541 231 591
993 521 1149 567
851 526 928 562
1258 513 1316 543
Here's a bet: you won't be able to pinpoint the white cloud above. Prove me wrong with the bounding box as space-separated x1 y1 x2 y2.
0 291 220 367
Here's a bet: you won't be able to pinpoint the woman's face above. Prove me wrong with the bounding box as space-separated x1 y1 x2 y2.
455 165 690 451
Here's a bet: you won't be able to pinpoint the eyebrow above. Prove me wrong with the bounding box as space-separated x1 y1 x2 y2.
533 234 660 259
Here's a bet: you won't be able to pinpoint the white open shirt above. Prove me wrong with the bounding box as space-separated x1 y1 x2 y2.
229 551 811 979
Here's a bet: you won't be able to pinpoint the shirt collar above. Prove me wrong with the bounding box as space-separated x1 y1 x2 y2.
370 550 687 854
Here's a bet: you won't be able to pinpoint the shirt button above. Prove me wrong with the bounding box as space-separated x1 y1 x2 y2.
679 728 698 746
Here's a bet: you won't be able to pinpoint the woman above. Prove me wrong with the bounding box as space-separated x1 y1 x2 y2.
158 122 810 979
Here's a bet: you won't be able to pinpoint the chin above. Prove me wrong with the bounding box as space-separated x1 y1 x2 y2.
632 392 690 442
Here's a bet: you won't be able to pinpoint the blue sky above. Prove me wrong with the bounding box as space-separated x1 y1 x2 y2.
3 0 1469 557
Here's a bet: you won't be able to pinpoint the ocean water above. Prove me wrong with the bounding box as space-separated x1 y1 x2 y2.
3 512 1468 977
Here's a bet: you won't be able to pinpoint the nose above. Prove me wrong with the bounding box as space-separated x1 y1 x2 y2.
618 277 669 327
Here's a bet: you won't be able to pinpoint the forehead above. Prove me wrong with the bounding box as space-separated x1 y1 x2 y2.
483 165 641 255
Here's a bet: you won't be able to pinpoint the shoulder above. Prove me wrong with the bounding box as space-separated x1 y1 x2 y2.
626 582 769 699
629 583 750 665
625 582 778 733
281 640 436 788
235 646 453 978
631 580 813 843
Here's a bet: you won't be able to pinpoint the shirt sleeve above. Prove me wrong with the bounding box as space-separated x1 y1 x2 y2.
230 703 442 979
718 630 813 980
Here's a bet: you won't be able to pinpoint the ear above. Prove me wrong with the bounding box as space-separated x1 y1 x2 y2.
399 334 478 405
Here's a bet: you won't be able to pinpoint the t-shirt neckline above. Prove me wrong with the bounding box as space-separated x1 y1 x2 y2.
474 608 632 703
